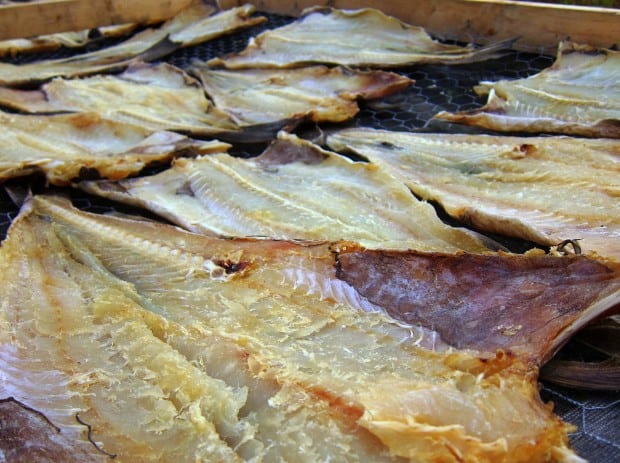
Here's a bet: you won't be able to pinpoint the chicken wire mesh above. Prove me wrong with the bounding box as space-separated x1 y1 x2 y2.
1 10 618 462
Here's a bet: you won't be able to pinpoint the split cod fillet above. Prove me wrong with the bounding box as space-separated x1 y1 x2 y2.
1 195 619 462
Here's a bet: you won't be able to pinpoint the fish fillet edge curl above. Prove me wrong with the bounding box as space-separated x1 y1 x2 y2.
0 62 376 142
0 23 137 58
434 42 620 138
190 64 413 125
0 3 266 86
3 194 620 461
0 110 231 185
325 127 620 262
208 7 514 69
79 131 492 253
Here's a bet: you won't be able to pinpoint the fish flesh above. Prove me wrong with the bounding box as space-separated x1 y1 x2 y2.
4 195 620 461
435 42 620 138
0 23 137 57
190 64 412 125
0 62 410 132
208 7 512 69
0 3 265 85
0 62 241 136
326 127 620 261
80 132 490 253
0 110 230 185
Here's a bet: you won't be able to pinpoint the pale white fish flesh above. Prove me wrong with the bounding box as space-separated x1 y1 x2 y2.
435 42 620 138
0 110 230 185
189 64 412 125
207 7 512 69
0 23 137 57
0 4 265 85
5 195 619 461
0 62 241 136
80 132 490 253
326 127 620 261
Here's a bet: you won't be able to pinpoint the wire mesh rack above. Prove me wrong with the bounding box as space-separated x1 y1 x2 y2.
1 10 618 462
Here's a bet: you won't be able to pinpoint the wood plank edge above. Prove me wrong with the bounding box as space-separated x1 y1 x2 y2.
216 0 620 52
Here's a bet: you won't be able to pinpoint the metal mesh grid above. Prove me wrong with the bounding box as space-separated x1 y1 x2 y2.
1 11 618 462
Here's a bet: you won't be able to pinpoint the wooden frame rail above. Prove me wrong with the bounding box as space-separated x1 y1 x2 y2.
0 0 617 51
217 0 620 52
0 0 194 40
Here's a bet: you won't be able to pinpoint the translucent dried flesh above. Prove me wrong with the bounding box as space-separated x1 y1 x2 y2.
326 128 620 261
208 7 510 69
0 62 411 133
0 8 616 461
0 110 231 185
190 64 412 125
3 195 614 462
0 4 265 85
0 23 137 57
0 63 240 135
435 42 620 138
79 132 490 253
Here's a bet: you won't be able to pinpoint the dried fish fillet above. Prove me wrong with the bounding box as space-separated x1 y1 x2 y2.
435 42 620 138
208 7 511 69
0 62 241 136
0 23 137 57
189 65 412 125
326 128 620 261
0 110 230 185
80 132 489 252
0 4 265 85
0 62 409 132
5 195 620 461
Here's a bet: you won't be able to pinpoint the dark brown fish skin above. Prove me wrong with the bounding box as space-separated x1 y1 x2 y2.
334 248 620 365
256 137 329 166
0 398 101 462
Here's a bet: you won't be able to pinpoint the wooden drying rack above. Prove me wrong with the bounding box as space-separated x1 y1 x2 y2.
0 0 618 51
0 0 194 40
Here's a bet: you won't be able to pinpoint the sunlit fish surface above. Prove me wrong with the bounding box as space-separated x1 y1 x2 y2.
0 62 240 136
208 7 511 69
0 23 137 57
435 42 620 138
190 64 412 125
3 195 620 461
0 4 265 85
0 110 230 185
80 132 489 252
327 128 620 261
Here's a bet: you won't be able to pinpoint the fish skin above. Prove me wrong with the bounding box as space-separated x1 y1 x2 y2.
326 127 620 261
0 109 231 185
79 132 491 253
3 194 617 461
190 64 413 125
335 248 620 364
0 398 102 462
435 42 620 138
0 4 266 86
208 7 512 69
